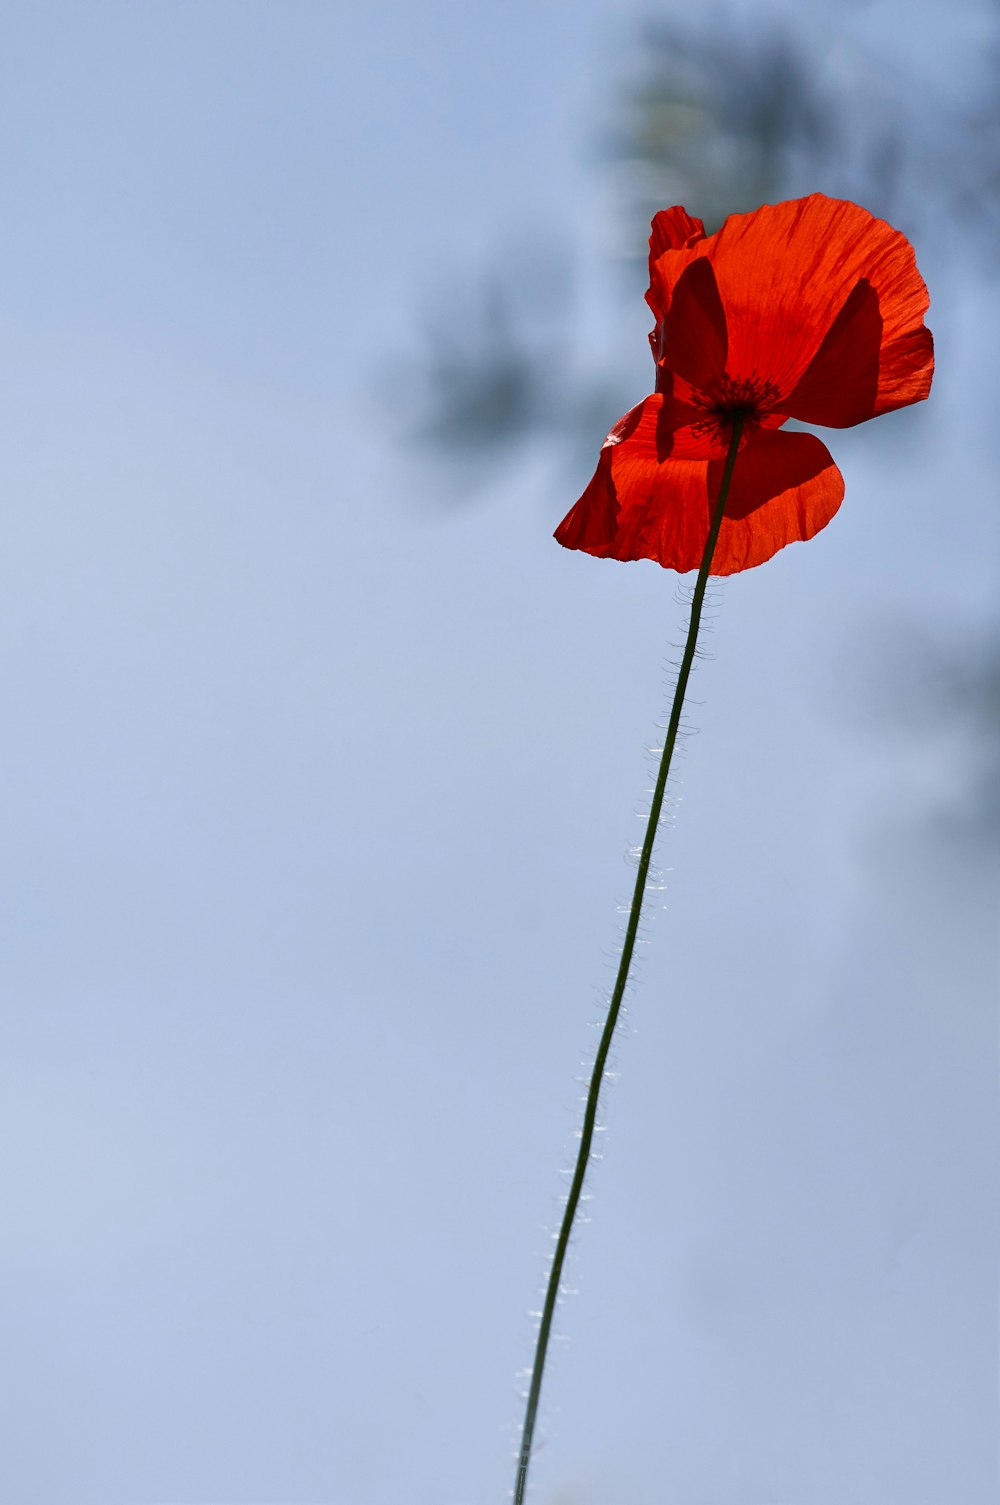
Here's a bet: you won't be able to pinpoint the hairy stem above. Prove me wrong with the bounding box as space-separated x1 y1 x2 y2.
513 413 745 1504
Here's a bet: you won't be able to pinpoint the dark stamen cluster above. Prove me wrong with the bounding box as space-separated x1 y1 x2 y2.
690 370 782 445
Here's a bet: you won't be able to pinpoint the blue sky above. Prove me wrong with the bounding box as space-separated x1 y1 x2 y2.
0 3 996 1503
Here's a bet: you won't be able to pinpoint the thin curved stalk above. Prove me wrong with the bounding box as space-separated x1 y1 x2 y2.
513 413 745 1504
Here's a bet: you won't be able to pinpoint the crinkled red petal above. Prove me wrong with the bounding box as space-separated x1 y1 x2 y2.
554 396 844 575
646 207 706 320
654 256 728 391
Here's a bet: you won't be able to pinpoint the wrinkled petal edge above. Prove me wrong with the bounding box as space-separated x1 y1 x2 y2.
554 403 845 575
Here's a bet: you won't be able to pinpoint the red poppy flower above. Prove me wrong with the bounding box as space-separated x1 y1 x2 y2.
555 194 933 574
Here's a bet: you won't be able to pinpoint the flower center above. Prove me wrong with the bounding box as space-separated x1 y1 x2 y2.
690 371 782 447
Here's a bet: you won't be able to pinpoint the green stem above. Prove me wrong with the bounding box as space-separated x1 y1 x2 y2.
513 412 745 1505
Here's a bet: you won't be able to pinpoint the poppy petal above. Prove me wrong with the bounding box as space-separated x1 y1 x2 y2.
649 206 706 260
655 256 728 392
647 195 932 415
711 429 844 572
646 207 706 320
872 322 935 416
554 397 844 575
781 277 882 426
784 278 934 426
